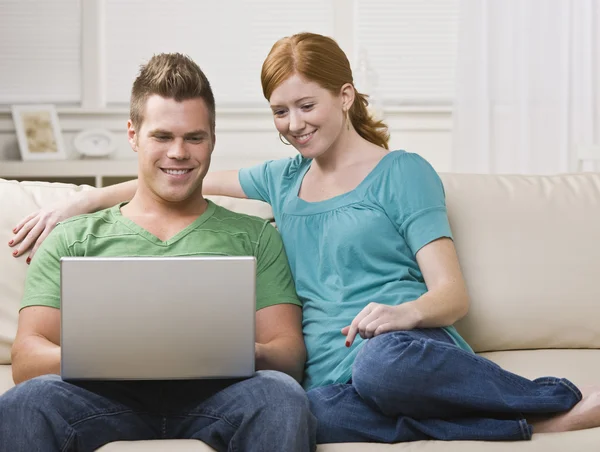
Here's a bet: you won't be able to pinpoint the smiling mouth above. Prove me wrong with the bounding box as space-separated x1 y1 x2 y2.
292 130 316 143
162 169 192 175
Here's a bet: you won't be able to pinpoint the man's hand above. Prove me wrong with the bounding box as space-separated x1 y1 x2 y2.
342 302 422 347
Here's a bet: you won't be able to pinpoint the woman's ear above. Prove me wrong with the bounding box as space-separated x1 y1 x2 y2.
340 83 356 111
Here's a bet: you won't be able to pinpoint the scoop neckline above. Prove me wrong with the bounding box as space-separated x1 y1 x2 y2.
286 150 403 214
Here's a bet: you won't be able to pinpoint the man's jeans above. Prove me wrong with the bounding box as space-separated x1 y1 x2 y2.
0 370 316 452
308 328 581 443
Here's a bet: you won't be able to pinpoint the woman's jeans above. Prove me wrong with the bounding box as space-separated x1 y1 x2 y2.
0 370 316 452
307 328 581 443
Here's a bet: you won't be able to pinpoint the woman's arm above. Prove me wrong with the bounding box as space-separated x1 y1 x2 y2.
10 180 138 260
203 170 247 198
343 237 470 345
409 237 470 326
10 170 249 260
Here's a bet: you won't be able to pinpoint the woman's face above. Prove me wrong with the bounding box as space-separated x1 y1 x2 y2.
269 73 347 159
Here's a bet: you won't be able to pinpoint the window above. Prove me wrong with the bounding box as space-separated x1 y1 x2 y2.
0 0 459 107
355 0 459 105
104 0 334 106
0 0 81 104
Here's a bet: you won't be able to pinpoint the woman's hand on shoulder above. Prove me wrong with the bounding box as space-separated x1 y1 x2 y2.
8 197 86 262
341 302 423 347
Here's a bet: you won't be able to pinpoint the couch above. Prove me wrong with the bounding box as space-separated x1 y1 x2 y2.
1 173 600 451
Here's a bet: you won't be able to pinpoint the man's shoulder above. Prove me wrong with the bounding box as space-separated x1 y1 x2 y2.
59 205 116 228
54 205 123 245
209 202 271 234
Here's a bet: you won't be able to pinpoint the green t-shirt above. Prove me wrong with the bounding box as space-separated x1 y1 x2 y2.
21 200 301 311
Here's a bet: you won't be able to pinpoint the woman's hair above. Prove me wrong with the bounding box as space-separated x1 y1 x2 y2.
130 53 215 132
261 33 389 149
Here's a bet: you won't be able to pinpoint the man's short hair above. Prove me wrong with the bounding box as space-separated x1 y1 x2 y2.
130 53 216 132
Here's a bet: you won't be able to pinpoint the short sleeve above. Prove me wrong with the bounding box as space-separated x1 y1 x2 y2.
238 156 302 209
21 224 71 310
254 222 302 311
380 153 453 255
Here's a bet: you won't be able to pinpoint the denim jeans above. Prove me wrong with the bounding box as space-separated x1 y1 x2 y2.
0 370 316 452
307 328 581 443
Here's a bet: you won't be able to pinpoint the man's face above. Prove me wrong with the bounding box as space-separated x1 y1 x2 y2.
127 95 215 205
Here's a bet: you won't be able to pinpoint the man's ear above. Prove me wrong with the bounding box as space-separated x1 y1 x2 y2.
127 120 138 153
340 83 356 112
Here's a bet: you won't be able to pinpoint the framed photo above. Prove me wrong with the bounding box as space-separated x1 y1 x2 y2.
11 104 67 160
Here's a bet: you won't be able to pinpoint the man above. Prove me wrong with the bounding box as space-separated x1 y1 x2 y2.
0 53 316 452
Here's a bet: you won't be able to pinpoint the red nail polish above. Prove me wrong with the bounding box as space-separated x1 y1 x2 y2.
12 251 18 257
345 341 350 347
8 240 13 246
26 257 31 264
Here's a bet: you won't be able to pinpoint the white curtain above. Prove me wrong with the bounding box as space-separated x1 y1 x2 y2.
452 0 600 174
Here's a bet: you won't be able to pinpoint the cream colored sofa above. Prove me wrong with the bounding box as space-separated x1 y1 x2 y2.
1 173 600 451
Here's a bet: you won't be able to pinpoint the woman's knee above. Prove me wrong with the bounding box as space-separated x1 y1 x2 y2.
352 332 426 402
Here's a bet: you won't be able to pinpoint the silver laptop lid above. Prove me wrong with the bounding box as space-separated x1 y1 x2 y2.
60 256 256 380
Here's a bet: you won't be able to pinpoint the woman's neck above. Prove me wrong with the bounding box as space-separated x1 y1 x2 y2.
313 129 386 174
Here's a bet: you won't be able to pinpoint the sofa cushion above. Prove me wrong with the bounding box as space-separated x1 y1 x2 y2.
0 179 95 364
4 349 600 451
97 440 215 451
477 349 600 389
316 428 600 451
2 174 600 360
0 364 13 394
442 173 600 352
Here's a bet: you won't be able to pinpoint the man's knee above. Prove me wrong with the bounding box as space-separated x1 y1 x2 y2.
1 374 64 407
0 375 67 432
253 370 309 411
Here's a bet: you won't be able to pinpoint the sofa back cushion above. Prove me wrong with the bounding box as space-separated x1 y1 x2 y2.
0 179 94 364
1 174 599 362
443 173 600 352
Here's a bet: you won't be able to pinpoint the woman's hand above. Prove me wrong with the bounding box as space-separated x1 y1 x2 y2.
342 302 422 347
8 196 87 262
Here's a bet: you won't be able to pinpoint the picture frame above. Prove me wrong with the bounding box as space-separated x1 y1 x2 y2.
11 104 67 160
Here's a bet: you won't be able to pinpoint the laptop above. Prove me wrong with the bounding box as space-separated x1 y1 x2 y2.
60 256 256 381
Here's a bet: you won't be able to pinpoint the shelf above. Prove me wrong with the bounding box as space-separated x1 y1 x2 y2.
0 159 138 178
0 159 138 187
0 157 260 187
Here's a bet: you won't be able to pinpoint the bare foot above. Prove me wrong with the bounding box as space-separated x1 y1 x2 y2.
532 388 600 433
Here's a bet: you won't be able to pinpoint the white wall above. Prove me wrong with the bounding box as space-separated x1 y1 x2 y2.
0 107 452 173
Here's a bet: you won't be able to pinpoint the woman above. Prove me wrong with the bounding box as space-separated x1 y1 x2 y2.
9 33 600 442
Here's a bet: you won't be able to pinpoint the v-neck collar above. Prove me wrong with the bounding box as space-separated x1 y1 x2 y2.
111 200 217 246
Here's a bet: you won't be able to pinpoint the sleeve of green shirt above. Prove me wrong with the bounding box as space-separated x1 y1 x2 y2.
21 224 71 311
254 222 302 311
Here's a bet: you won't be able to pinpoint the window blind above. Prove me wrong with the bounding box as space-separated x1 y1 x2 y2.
354 0 459 105
0 0 81 104
104 0 334 106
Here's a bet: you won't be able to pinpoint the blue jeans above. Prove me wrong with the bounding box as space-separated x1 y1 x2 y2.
307 328 581 443
0 370 316 452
